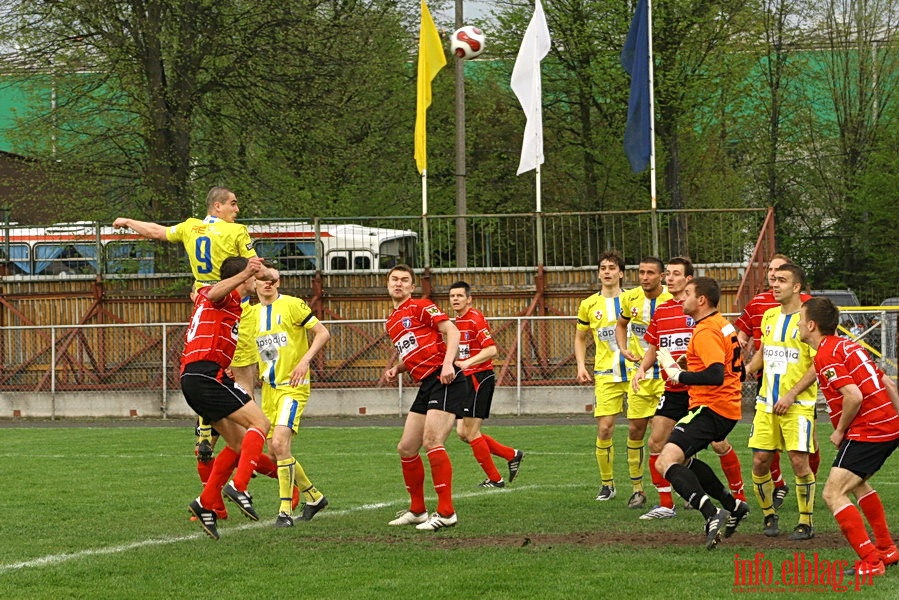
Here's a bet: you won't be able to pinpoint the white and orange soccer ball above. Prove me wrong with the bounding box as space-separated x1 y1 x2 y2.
450 26 486 60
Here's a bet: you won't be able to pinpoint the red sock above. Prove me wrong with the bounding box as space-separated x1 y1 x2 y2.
482 434 515 462
809 448 821 476
233 428 265 491
717 447 746 501
770 452 784 487
255 453 278 479
196 459 213 485
835 503 879 562
470 436 502 482
858 490 895 550
200 446 239 509
427 446 454 516
649 453 674 509
400 455 427 514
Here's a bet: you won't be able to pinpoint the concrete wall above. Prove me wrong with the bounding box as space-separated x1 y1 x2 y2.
0 387 597 419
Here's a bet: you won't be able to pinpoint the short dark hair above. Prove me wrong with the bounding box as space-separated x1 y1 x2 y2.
449 281 471 295
803 297 839 335
775 263 806 289
387 264 415 281
639 256 665 273
667 256 694 277
220 256 249 280
206 186 233 210
688 276 720 307
599 250 625 271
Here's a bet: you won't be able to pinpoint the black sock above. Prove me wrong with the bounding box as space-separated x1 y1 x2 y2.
689 458 737 512
665 463 717 519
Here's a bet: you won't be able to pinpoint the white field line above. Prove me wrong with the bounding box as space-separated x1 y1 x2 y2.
0 483 583 573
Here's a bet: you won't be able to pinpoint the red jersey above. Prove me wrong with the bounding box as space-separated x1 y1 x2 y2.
386 297 450 382
454 307 495 376
735 291 812 350
181 286 243 371
814 335 899 442
644 298 693 393
685 312 743 421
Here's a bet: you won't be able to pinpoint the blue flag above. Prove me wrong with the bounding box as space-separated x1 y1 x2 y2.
621 0 651 173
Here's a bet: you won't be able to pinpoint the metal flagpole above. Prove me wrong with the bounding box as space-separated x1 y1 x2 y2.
648 0 659 257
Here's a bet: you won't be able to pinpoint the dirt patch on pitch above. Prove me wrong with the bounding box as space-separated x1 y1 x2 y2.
422 530 848 550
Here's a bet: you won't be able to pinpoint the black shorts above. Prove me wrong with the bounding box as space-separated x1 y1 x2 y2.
654 390 690 421
462 370 496 419
409 367 467 418
181 361 254 423
833 438 899 480
667 405 738 460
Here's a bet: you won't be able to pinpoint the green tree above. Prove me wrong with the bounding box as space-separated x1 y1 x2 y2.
0 0 424 223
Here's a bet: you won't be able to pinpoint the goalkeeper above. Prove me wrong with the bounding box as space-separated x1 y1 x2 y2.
653 277 749 550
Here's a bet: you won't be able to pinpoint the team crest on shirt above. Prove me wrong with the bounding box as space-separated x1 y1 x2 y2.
764 324 772 338
686 316 695 327
462 331 470 341
402 317 412 328
823 368 837 383
483 331 492 340
425 306 441 316
593 309 603 321
630 307 639 318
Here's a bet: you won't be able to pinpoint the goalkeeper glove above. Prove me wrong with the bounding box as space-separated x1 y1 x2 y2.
656 348 683 383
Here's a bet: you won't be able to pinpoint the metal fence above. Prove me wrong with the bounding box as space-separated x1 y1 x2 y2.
1 208 767 277
2 308 896 403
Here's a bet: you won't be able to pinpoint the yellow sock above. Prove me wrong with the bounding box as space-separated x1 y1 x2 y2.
196 418 213 444
626 438 645 493
595 437 614 487
277 457 296 514
795 473 816 527
752 471 776 516
294 460 323 503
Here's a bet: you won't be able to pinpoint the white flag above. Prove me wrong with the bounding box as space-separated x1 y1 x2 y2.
511 0 551 175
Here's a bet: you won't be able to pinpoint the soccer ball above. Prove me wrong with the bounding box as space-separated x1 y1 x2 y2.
451 26 486 60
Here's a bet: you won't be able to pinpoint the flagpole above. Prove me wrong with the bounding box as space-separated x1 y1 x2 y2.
422 170 430 269
535 166 544 266
647 0 658 257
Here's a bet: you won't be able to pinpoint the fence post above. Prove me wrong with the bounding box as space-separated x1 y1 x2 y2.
51 326 57 420
162 325 168 418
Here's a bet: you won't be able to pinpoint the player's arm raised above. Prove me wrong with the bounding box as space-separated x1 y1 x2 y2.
112 217 168 241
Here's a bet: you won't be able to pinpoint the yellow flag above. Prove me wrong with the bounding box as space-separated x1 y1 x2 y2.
414 1 446 174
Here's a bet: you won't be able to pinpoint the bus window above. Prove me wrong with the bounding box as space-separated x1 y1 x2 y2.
105 241 155 274
328 251 373 271
354 255 371 270
330 254 348 271
379 236 416 269
255 240 318 271
1 243 31 275
34 243 98 275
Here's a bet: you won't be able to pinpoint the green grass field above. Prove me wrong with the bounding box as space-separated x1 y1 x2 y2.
1 420 897 599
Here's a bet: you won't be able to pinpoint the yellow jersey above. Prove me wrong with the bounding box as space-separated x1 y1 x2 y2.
618 285 672 376
577 292 629 381
166 216 256 287
757 306 817 413
254 294 320 395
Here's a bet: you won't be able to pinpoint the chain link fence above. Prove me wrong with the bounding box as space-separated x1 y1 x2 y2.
2 309 896 417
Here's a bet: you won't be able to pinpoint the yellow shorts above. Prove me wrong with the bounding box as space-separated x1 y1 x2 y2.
748 408 816 453
629 377 663 420
231 324 258 368
261 385 309 437
593 376 659 419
